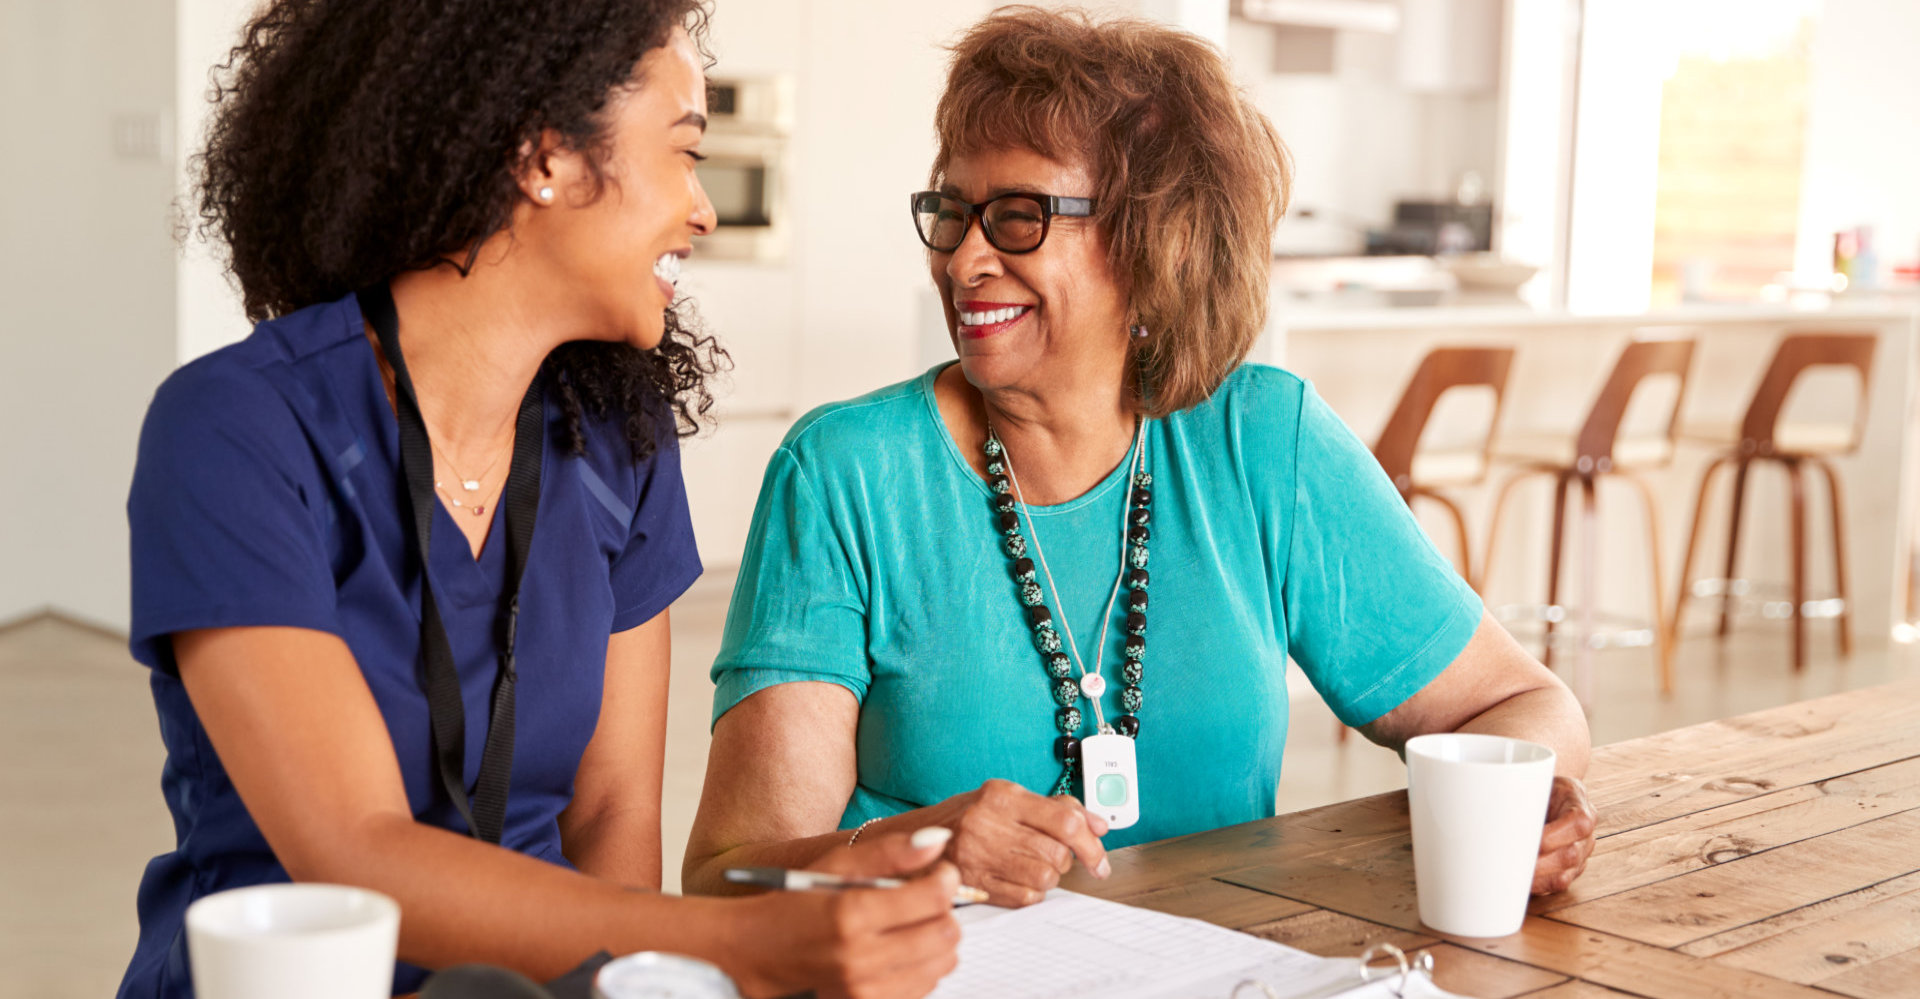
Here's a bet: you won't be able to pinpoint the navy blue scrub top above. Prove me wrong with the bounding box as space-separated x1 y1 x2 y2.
118 292 702 999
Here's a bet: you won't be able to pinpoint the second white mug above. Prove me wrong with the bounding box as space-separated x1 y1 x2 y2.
1405 733 1556 938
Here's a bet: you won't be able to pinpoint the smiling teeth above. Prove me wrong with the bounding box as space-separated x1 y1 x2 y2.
959 306 1030 326
653 253 682 285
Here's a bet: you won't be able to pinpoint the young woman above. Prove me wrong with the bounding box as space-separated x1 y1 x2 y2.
122 2 956 997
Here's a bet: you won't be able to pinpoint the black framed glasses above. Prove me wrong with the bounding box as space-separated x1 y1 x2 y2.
910 191 1096 254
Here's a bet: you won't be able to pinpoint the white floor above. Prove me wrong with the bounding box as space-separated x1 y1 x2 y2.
4 573 1916 998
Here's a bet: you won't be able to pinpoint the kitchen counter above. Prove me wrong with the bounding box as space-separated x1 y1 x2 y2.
1272 298 1920 333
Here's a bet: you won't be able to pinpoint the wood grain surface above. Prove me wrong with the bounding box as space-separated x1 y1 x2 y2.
1067 678 1920 998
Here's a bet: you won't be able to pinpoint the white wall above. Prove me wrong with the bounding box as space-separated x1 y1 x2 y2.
175 0 260 362
0 0 178 630
1792 0 1920 286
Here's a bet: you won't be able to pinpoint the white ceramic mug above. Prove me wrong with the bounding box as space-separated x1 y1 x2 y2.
186 883 400 999
1405 733 1556 937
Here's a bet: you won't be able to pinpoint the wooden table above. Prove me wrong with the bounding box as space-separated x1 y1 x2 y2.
1064 679 1920 998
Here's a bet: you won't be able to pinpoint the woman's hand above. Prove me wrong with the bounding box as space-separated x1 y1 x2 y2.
729 830 962 999
682 687 1105 909
917 779 1111 906
1353 614 1595 897
1531 776 1596 894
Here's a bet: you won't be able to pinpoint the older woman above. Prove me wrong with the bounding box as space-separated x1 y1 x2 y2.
685 6 1596 908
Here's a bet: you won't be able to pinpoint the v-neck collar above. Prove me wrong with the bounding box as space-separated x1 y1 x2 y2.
918 362 1137 517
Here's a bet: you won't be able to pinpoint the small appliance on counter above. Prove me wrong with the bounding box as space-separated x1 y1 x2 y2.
1373 199 1494 256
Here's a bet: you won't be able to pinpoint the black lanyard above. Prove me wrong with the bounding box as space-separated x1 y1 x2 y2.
360 283 543 845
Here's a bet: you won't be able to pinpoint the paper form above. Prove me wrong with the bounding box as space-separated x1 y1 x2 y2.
931 891 1466 999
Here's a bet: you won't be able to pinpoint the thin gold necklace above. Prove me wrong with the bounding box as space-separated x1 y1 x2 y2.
430 438 508 517
370 332 512 518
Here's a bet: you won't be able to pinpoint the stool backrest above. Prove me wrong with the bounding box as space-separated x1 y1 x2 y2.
1740 332 1877 455
1373 346 1514 495
1576 337 1696 466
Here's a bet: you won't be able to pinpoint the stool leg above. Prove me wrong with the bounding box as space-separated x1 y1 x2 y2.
1414 488 1474 584
1480 469 1546 595
1672 456 1731 654
1623 472 1675 695
1788 458 1808 672
1719 459 1753 638
1543 472 1572 669
1577 474 1598 709
1814 458 1853 658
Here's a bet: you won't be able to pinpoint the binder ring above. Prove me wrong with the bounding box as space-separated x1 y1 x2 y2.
1356 942 1433 998
1227 942 1437 999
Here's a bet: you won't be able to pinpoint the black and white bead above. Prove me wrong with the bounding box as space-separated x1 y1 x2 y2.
987 428 1153 799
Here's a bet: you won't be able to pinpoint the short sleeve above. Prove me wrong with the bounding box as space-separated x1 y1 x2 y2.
128 364 341 673
1282 383 1484 727
708 445 869 727
608 438 704 634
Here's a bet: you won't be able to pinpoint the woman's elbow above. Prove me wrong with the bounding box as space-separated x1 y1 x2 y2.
273 809 416 886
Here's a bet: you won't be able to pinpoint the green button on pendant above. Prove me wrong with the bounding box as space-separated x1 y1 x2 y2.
1095 773 1130 806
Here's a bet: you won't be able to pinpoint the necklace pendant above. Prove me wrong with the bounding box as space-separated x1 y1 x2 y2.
1079 673 1107 699
471 504 486 517
462 478 481 492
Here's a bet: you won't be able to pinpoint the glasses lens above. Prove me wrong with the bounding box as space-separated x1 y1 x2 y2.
913 194 970 251
983 196 1047 252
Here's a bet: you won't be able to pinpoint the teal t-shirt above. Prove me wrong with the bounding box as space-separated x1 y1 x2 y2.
711 363 1483 848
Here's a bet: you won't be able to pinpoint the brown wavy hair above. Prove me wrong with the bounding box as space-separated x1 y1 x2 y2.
193 0 727 459
932 6 1291 416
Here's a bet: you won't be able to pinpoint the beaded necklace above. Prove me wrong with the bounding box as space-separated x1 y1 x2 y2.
985 420 1152 797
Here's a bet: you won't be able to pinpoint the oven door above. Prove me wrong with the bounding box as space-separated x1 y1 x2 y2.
693 134 786 261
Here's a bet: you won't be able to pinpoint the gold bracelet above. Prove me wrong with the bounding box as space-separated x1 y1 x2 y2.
847 817 884 847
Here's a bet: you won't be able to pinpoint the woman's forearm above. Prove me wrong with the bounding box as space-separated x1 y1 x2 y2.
1452 684 1591 778
683 683 898 896
317 813 744 982
683 807 944 896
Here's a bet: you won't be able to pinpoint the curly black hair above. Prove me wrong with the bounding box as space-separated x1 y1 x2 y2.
194 0 728 459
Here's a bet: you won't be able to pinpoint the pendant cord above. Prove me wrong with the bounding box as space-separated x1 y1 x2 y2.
998 416 1147 735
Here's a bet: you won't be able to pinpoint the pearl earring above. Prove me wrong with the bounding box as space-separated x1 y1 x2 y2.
538 186 554 202
1130 324 1150 339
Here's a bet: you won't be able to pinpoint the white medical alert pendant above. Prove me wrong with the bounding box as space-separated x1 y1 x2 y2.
1079 732 1139 830
1079 673 1106 699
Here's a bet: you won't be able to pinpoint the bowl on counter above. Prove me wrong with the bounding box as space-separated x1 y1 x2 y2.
1441 254 1539 293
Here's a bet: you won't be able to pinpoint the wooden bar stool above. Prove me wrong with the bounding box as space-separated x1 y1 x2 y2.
1338 346 1512 744
1371 346 1515 583
1670 332 1876 672
1481 336 1696 698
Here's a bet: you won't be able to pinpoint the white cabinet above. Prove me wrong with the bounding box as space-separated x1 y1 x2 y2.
1398 0 1503 93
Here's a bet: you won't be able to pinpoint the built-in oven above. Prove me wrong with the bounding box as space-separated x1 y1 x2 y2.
694 76 791 262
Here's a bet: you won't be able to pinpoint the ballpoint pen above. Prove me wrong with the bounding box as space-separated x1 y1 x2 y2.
723 867 991 906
